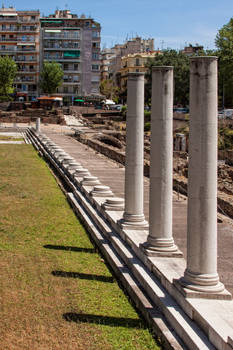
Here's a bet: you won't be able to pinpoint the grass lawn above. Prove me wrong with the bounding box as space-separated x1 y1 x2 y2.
0 144 161 350
0 136 24 141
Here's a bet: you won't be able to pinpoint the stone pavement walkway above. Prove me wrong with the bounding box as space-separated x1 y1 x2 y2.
42 125 233 296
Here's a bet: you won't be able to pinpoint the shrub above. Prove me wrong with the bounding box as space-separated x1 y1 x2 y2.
144 122 151 132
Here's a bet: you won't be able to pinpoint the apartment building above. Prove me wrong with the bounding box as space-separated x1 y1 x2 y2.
40 10 101 103
101 37 154 83
100 48 116 81
0 6 40 101
119 51 160 91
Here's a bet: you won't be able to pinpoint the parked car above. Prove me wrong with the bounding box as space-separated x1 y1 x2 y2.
173 107 189 113
224 109 233 119
110 104 123 111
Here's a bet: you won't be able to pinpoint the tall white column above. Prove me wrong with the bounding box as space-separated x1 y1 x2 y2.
181 57 225 293
120 72 148 228
36 118 41 133
143 66 179 255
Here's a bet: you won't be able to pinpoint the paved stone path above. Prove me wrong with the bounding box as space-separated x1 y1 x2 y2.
42 126 233 295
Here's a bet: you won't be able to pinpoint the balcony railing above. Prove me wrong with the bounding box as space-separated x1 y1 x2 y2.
0 37 36 42
63 79 80 83
44 35 80 40
15 57 37 62
0 27 38 32
17 69 38 73
44 57 80 61
15 76 35 82
44 45 79 50
0 47 37 52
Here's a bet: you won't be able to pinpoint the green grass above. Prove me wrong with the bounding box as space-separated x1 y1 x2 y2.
0 144 161 350
0 135 24 141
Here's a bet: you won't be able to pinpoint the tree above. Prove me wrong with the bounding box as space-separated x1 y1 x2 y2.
100 79 119 101
215 18 233 107
145 50 190 106
40 61 63 94
0 55 17 100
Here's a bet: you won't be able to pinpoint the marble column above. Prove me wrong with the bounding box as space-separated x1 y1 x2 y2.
120 72 148 228
181 56 224 293
143 66 179 255
36 118 40 133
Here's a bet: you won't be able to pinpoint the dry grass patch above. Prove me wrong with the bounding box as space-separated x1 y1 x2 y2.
0 145 160 350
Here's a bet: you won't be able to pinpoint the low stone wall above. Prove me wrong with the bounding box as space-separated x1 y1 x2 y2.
0 116 65 124
75 132 233 220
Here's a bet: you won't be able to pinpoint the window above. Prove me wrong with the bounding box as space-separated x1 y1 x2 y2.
73 75 79 81
92 42 100 48
136 58 140 66
92 31 99 38
92 64 99 71
74 63 79 70
91 75 100 82
63 87 68 93
92 52 99 60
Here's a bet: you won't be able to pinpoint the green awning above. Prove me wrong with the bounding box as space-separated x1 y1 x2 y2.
74 99 84 102
64 50 80 58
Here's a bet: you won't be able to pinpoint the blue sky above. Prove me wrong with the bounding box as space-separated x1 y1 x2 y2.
8 0 233 50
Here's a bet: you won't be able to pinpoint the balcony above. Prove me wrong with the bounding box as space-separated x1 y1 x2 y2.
0 26 38 32
44 46 79 50
63 78 80 84
63 69 80 73
0 17 18 22
0 46 37 53
15 57 37 62
0 37 17 41
15 76 35 82
44 55 81 62
17 69 38 73
44 35 80 40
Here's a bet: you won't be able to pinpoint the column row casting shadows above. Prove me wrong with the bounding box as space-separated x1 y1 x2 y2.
36 56 231 300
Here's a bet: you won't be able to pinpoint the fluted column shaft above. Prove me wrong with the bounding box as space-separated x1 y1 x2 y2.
121 72 147 228
182 56 224 292
144 66 178 253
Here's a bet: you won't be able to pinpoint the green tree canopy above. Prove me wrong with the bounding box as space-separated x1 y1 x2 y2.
145 50 190 106
215 17 233 107
100 79 119 101
0 55 17 100
39 61 63 94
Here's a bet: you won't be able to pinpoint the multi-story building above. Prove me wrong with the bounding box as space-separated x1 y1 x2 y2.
40 10 101 103
101 37 154 84
182 44 203 56
0 6 40 101
119 51 160 91
100 48 115 81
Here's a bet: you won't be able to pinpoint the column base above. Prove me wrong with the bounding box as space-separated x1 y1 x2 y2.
174 270 232 300
141 238 183 257
118 213 149 230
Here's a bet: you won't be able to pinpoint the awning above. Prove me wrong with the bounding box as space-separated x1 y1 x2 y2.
104 99 115 105
64 50 80 58
74 99 84 102
17 43 35 46
0 13 17 16
41 20 63 23
45 29 61 33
